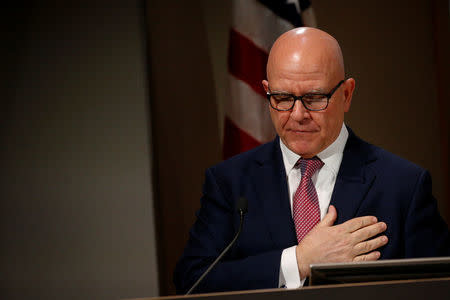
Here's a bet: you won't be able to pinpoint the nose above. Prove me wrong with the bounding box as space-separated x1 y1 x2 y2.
290 99 311 122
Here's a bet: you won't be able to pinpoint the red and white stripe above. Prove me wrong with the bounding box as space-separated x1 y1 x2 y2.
224 0 316 159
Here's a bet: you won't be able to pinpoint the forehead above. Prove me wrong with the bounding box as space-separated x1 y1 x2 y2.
268 72 331 94
268 58 338 93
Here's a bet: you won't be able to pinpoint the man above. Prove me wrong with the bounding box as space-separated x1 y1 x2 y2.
174 27 450 294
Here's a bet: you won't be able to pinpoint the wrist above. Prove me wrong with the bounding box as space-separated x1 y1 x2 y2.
296 243 311 279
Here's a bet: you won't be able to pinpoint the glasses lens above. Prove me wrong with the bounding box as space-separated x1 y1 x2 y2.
270 94 294 110
302 95 328 110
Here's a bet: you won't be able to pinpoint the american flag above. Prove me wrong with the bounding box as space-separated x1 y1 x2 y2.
223 0 316 159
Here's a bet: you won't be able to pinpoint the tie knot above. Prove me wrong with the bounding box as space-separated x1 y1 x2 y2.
297 157 324 178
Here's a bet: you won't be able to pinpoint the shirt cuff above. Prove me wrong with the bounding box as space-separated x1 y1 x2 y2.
279 245 306 288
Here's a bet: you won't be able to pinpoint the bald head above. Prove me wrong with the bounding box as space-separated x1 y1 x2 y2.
267 27 345 83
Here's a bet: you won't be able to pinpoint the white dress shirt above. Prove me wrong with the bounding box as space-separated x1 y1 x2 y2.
278 124 349 288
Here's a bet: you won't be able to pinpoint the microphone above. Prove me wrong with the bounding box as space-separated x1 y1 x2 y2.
186 197 248 295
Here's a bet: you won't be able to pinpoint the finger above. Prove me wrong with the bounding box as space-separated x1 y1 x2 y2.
353 251 381 262
351 222 387 243
342 215 378 233
319 205 337 227
353 235 388 256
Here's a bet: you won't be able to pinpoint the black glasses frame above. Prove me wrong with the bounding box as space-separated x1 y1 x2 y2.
266 79 345 111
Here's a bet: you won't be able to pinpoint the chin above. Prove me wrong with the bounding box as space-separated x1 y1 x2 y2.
288 142 318 158
297 152 316 159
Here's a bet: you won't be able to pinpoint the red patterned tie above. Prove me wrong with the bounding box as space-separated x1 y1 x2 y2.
293 157 324 243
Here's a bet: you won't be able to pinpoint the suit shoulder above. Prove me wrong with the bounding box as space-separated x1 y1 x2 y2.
201 140 279 202
208 140 277 175
346 129 425 175
366 142 426 176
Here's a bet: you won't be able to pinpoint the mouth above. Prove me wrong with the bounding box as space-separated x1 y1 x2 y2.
289 129 318 134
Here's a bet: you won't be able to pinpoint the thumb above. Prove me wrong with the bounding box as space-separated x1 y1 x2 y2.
320 205 337 227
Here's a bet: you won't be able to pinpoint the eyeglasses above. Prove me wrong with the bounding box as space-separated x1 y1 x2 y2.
266 79 345 111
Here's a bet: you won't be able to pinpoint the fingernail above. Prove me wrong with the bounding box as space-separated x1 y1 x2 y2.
382 235 388 242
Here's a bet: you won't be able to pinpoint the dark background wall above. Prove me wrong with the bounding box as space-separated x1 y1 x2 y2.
1 1 159 299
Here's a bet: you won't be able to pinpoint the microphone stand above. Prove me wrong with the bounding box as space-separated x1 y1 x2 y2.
186 207 246 295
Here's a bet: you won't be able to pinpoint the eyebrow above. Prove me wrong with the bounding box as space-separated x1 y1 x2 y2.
269 89 291 94
308 88 325 94
270 88 326 94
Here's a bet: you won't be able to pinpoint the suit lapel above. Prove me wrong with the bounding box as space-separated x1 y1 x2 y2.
251 137 297 249
330 128 377 224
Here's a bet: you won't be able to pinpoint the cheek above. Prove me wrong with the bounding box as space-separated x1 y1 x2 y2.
311 113 328 130
279 114 290 129
311 111 336 138
270 110 289 131
317 107 344 136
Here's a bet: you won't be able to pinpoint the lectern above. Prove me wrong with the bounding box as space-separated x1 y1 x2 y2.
135 258 450 300
133 277 450 300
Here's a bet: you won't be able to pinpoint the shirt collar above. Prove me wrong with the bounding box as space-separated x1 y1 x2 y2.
280 123 349 176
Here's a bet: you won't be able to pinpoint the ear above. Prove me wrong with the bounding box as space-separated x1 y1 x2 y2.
262 80 269 93
343 78 355 112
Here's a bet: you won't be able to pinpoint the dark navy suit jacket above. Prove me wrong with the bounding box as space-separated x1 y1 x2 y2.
174 129 450 294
